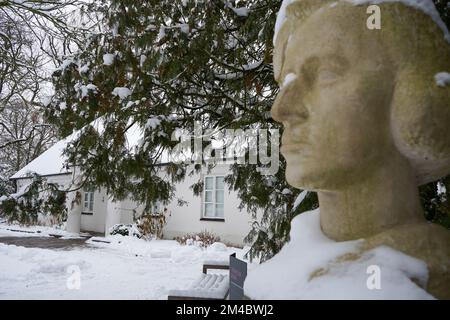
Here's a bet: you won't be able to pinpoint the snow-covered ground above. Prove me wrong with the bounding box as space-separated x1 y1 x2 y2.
1 216 434 300
0 222 249 300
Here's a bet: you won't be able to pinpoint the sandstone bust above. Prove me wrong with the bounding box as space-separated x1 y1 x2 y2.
271 0 450 298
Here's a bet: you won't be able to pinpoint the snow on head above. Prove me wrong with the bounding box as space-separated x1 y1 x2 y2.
435 72 450 87
273 0 450 45
244 209 433 299
273 0 295 45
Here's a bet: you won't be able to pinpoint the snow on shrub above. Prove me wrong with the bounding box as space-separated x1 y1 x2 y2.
109 224 142 238
175 230 221 248
209 242 227 252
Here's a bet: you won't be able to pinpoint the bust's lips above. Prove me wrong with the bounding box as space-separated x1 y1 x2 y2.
281 130 308 152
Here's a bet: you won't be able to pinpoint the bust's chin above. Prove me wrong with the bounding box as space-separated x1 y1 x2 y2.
285 161 324 191
284 158 357 192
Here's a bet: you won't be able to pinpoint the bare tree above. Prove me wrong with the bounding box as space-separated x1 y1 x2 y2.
0 1 94 193
0 100 56 180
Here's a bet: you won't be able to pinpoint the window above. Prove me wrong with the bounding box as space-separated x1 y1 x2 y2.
82 189 94 214
152 202 161 214
150 202 163 215
203 176 224 218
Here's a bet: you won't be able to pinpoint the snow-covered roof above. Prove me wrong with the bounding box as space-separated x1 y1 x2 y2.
10 134 74 179
10 117 247 180
10 119 143 180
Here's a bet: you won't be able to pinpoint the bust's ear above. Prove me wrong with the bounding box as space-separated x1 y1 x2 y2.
390 65 450 184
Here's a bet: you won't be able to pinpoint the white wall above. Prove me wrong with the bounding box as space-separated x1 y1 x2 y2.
14 164 261 245
102 163 260 246
15 174 107 234
114 198 139 225
80 188 108 234
162 164 259 246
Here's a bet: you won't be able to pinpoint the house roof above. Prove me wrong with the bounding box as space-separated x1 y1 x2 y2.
10 134 74 179
10 117 242 180
10 119 143 180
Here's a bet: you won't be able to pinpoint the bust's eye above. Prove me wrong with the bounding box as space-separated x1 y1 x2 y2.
316 68 340 85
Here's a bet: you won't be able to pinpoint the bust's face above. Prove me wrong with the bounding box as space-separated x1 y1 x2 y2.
272 6 398 190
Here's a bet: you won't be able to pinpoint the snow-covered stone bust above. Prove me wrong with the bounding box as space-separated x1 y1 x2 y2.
265 0 450 299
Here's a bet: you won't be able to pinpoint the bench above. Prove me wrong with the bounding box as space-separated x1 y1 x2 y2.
202 259 229 274
167 260 230 300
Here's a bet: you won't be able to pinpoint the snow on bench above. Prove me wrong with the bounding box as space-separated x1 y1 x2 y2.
168 273 229 300
203 259 229 266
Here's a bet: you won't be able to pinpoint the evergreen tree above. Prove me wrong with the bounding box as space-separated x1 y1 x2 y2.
46 0 450 262
434 0 450 27
47 0 308 260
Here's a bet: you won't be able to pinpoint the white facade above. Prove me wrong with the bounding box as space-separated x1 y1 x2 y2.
10 119 263 245
163 164 257 245
13 164 260 246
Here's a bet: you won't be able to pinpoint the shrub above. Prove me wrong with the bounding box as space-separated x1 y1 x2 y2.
136 213 166 240
109 224 142 238
175 230 220 248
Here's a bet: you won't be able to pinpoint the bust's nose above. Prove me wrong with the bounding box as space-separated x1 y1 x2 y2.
271 84 309 124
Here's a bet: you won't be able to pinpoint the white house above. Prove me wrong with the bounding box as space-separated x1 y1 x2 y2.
10 125 261 246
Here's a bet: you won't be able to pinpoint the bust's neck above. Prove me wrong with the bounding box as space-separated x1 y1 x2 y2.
317 152 424 241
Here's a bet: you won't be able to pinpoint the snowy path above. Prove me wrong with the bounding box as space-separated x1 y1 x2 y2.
0 236 89 249
0 230 244 299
